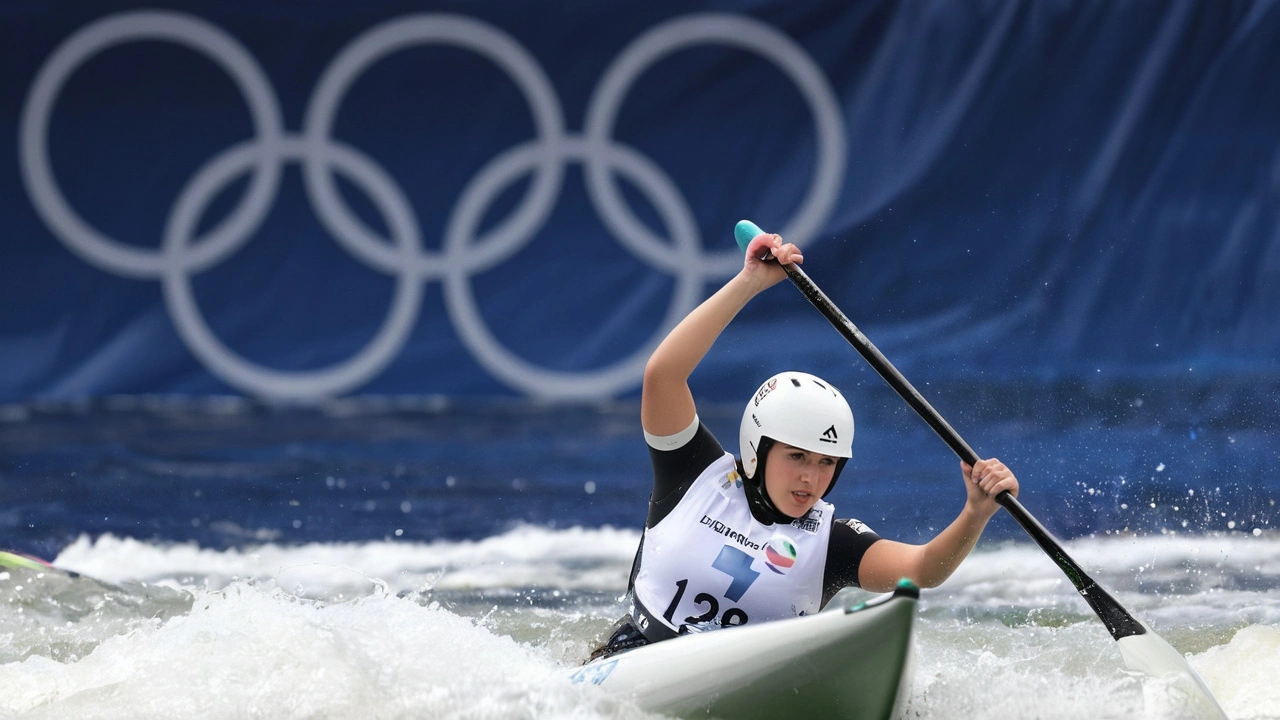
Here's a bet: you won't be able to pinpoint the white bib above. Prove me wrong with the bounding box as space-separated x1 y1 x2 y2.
632 453 832 635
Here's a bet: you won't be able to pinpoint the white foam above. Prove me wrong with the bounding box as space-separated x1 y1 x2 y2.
1191 625 1280 720
53 525 642 595
0 581 657 720
908 620 1148 720
10 529 1275 718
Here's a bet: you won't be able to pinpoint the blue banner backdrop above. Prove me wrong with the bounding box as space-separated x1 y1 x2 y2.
2 1 1279 403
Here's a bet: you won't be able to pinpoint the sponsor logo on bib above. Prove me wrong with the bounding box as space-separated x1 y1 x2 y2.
763 537 797 574
791 508 822 533
700 514 761 551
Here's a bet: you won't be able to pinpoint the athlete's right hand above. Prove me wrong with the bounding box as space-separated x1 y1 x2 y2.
741 232 801 289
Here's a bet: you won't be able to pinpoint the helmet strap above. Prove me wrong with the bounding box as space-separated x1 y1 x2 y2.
742 437 801 525
821 457 849 499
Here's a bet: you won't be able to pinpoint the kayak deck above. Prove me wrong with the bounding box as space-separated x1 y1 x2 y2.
571 581 918 720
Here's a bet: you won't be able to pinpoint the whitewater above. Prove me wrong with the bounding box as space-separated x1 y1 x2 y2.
0 527 1275 719
2 397 1278 718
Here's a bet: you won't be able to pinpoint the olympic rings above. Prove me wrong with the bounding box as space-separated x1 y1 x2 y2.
19 10 846 400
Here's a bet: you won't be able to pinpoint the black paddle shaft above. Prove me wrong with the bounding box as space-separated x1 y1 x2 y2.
780 261 1146 641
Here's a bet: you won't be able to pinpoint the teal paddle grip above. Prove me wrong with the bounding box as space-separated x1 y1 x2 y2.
734 220 765 254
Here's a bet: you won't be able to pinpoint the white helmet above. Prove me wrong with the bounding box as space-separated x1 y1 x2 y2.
739 371 854 491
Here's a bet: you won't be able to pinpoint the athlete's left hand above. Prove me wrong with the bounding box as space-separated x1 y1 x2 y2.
961 457 1018 517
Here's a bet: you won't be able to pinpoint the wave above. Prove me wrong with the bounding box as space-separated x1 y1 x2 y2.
2 527 1277 719
50 525 1279 600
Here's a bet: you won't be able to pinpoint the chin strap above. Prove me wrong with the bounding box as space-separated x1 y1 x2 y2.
742 437 851 520
822 457 850 498
745 480 798 525
742 437 799 525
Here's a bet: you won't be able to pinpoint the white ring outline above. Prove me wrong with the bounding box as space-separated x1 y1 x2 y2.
19 10 285 279
301 14 567 278
162 138 423 399
584 13 846 278
443 137 704 399
19 10 847 400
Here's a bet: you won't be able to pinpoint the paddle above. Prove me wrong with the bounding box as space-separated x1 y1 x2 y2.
734 220 1227 718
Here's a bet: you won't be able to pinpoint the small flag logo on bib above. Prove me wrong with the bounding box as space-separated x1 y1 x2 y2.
764 537 797 574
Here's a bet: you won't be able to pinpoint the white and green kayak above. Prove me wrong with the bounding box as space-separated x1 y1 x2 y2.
569 580 918 720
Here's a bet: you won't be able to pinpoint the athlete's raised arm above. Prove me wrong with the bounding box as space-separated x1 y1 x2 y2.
640 233 802 437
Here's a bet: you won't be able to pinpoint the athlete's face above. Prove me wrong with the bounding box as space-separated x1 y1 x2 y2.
763 442 838 517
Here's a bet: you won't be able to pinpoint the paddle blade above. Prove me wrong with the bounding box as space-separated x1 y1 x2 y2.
1117 623 1227 719
734 220 765 253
